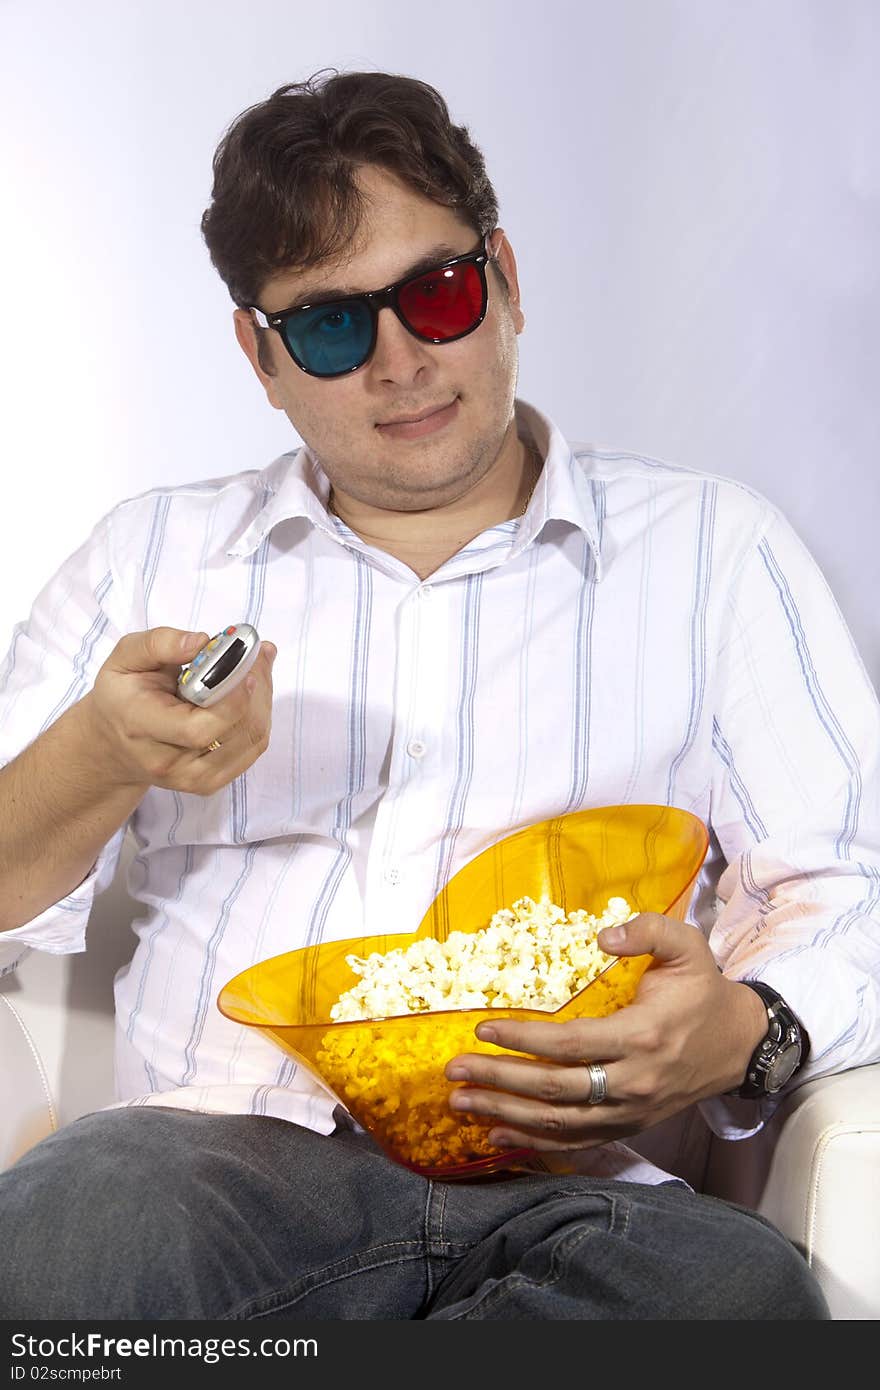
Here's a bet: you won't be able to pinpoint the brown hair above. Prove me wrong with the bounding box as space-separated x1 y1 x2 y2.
200 68 507 366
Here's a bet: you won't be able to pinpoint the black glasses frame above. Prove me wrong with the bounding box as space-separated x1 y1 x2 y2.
250 234 497 379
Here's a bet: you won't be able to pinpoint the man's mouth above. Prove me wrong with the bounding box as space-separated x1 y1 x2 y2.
376 397 460 440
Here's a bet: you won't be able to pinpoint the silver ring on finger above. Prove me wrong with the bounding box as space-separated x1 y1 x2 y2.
585 1061 608 1106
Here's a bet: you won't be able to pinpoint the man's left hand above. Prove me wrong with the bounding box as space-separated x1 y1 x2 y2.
444 913 768 1152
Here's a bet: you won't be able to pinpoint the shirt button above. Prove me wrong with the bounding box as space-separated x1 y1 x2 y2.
406 739 426 758
420 584 433 598
385 868 401 886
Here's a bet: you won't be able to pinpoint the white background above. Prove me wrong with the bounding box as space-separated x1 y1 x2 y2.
1 0 878 681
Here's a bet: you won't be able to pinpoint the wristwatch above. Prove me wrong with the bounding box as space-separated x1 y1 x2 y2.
732 981 811 1099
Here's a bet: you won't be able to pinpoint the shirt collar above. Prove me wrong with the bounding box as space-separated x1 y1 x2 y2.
511 399 603 579
225 449 336 558
226 396 603 580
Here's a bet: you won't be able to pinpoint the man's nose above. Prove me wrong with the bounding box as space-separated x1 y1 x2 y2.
369 304 433 380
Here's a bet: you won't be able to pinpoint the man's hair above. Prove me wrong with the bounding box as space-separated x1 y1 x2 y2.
200 68 506 370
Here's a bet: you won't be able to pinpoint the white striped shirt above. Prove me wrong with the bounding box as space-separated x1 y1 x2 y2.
2 398 879 1186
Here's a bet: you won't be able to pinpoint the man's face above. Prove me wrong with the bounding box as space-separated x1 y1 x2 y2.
233 164 525 513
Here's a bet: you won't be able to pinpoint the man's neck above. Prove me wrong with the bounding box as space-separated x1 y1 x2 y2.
328 434 542 581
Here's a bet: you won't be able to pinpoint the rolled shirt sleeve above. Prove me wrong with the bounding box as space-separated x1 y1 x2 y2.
0 510 135 972
699 504 880 1137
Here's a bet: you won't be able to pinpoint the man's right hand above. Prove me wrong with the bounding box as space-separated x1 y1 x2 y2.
79 627 277 795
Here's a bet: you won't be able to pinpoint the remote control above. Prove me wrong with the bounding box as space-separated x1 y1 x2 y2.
177 623 261 707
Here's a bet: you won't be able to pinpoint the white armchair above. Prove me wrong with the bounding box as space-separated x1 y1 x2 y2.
2 832 879 1320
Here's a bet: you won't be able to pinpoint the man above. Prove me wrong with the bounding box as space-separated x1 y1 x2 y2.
1 69 876 1319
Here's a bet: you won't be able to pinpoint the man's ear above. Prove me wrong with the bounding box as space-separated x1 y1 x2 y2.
232 309 285 410
490 228 525 335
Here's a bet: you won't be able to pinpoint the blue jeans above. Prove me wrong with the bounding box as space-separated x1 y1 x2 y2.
0 1107 829 1319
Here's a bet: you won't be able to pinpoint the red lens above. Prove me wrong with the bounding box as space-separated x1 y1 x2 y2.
397 262 485 340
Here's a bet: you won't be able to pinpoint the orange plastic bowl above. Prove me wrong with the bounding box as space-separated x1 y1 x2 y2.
218 804 708 1179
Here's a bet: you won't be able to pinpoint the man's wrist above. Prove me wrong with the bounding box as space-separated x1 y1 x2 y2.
722 978 772 1094
730 982 811 1099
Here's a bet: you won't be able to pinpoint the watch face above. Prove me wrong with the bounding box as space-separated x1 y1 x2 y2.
767 1042 801 1092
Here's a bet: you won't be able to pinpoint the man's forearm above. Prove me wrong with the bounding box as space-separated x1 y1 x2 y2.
0 694 149 933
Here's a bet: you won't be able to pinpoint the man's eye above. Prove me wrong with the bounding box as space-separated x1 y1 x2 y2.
318 310 350 331
415 268 458 297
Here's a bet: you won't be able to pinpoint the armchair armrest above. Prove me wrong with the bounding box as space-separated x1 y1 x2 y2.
0 993 57 1171
703 1063 880 1320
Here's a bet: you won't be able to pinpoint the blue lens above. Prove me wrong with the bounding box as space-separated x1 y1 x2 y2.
285 301 373 376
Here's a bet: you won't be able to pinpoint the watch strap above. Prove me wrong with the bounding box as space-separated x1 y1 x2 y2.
732 980 810 1100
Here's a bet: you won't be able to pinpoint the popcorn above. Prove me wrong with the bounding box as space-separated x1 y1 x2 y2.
315 895 637 1171
329 895 636 1022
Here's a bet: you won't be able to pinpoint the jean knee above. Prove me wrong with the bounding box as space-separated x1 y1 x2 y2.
674 1197 830 1320
0 1109 230 1318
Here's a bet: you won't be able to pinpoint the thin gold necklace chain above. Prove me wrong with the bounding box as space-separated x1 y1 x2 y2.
327 442 542 522
518 441 542 519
